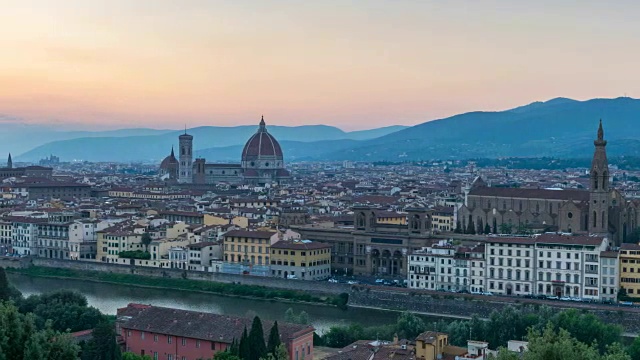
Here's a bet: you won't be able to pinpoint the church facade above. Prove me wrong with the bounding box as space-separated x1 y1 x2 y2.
159 117 290 186
457 121 638 245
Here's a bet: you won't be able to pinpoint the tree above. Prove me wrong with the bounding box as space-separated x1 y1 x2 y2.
267 321 281 356
141 232 152 252
214 351 241 360
626 228 640 244
23 331 48 360
395 312 425 339
0 267 10 302
626 336 640 360
484 223 492 234
499 223 512 234
272 344 289 360
248 316 267 360
81 321 122 360
466 219 476 235
239 327 249 360
477 218 484 235
454 220 462 233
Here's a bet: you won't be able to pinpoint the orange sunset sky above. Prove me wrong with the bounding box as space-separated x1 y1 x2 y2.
0 0 639 131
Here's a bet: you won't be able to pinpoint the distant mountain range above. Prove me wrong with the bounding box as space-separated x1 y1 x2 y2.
11 97 640 163
16 125 407 162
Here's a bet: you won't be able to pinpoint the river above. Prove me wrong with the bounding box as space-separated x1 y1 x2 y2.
9 274 434 333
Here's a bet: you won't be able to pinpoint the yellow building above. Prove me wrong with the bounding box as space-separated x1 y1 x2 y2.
620 243 640 298
415 331 466 360
97 227 145 263
223 230 279 266
431 206 454 232
375 211 407 225
270 240 332 280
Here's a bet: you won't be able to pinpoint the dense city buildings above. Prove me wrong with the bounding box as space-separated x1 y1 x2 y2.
2 120 640 304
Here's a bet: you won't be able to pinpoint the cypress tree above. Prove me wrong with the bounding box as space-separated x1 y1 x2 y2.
238 327 249 360
248 316 267 360
0 268 10 302
229 338 239 356
267 321 281 355
466 219 475 234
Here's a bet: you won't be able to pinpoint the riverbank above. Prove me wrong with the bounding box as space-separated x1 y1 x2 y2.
7 266 349 308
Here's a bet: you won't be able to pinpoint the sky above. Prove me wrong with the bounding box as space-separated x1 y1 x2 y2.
0 0 639 131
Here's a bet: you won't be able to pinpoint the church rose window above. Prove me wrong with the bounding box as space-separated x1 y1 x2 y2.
568 212 573 219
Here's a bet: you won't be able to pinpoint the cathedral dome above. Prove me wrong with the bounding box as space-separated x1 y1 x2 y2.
241 116 283 160
160 149 178 169
159 147 179 180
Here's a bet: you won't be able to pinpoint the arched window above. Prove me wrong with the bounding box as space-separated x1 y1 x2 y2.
593 211 597 228
602 211 606 228
593 172 598 190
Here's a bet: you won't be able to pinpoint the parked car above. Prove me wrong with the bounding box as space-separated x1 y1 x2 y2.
546 295 559 300
482 291 494 296
328 278 338 283
560 296 572 301
347 280 358 285
375 279 384 284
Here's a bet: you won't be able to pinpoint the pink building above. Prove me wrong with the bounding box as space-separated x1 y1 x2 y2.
117 304 314 360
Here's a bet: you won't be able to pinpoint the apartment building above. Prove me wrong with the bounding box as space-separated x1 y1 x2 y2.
431 206 454 232
11 217 46 256
408 234 613 301
36 213 74 259
469 244 486 293
600 251 619 302
485 237 535 296
97 226 146 263
532 234 607 300
0 220 12 249
223 230 279 266
270 240 332 280
187 242 222 271
408 241 457 291
620 243 640 298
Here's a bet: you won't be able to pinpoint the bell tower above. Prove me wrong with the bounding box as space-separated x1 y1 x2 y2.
589 120 609 234
178 129 194 184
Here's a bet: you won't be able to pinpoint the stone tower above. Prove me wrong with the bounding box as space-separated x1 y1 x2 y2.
7 153 12 169
589 120 609 234
178 130 193 184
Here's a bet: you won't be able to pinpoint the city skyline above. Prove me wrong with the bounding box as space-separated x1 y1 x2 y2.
1 1 639 130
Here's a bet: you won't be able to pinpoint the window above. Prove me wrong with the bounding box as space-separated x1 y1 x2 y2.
154 335 158 343
168 336 173 344
168 355 173 360
182 338 187 346
196 340 201 348
141 332 145 340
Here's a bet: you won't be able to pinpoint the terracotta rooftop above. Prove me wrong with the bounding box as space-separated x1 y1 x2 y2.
117 304 312 344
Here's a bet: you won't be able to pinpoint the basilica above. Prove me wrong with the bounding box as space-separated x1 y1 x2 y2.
457 121 638 245
158 117 290 186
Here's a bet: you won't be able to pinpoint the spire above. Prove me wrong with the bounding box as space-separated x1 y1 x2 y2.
7 153 12 169
259 115 266 132
597 119 604 141
184 124 187 135
594 119 607 147
170 146 175 157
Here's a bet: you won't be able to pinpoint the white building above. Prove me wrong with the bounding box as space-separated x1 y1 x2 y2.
11 217 44 256
187 241 222 271
485 234 610 301
485 237 535 296
408 240 457 291
600 251 619 302
168 247 188 269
